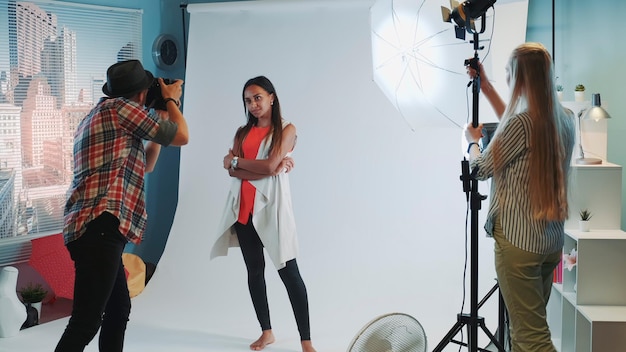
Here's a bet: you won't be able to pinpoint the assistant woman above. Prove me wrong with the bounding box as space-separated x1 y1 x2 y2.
465 43 576 351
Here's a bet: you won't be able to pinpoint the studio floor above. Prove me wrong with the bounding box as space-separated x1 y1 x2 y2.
0 289 507 352
0 317 346 352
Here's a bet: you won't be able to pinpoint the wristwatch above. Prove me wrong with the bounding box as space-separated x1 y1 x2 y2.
230 156 239 170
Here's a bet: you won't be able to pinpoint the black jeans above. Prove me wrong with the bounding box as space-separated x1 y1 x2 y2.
55 212 130 352
234 217 311 340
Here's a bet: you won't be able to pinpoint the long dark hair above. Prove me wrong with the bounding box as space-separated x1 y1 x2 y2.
234 76 283 157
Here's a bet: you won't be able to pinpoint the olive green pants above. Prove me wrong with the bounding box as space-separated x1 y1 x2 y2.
493 220 560 352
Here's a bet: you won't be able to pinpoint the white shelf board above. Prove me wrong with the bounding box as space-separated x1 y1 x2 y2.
565 229 626 241
577 306 626 322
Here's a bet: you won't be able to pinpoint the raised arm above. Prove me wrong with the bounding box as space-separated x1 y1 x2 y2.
159 78 189 146
468 61 506 120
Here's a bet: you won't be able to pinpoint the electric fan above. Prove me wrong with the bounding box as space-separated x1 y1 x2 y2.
347 312 427 352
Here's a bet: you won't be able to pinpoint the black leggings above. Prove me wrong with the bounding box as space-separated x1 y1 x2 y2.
234 218 311 341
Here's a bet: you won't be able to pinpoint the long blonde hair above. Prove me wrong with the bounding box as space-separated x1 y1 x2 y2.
493 42 575 221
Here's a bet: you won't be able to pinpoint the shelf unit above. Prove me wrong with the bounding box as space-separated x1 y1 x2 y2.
548 160 626 352
549 229 626 351
565 162 622 231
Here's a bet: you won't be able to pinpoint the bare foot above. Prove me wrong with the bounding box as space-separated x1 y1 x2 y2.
250 330 275 351
301 340 317 352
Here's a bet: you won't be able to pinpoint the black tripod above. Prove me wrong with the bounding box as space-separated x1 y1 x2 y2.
432 29 507 352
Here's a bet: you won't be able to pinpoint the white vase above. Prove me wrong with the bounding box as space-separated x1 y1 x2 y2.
579 220 590 232
575 91 585 102
0 267 27 338
557 91 563 101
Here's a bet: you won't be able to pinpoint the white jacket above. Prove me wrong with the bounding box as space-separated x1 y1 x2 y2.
211 122 298 269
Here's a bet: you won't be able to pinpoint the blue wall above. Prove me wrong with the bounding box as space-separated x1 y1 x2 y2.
63 0 187 264
527 0 626 228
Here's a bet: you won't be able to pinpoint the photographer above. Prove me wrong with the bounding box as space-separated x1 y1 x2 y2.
56 59 188 352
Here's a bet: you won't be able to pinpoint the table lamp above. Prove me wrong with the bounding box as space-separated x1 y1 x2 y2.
576 93 611 165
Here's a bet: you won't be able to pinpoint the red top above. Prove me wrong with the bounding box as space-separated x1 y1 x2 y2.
238 126 271 224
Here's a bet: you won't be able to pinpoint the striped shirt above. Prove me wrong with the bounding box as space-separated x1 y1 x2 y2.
471 112 574 254
63 97 177 245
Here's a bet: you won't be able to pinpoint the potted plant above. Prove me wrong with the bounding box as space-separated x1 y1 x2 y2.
18 282 48 325
579 209 592 232
575 84 585 102
18 282 47 303
556 85 563 101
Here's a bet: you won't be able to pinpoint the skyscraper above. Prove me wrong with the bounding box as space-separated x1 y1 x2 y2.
61 27 77 106
0 103 22 237
8 0 58 106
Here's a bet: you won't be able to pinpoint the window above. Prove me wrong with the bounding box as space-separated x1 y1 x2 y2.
0 0 142 239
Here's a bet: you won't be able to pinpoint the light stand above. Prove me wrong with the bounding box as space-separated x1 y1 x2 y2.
432 22 506 352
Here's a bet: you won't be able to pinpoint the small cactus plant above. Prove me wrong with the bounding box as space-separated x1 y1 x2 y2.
575 84 585 92
579 209 592 221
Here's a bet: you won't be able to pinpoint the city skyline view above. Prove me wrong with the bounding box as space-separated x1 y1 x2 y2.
0 0 142 238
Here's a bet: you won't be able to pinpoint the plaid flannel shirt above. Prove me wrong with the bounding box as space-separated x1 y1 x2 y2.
63 97 160 245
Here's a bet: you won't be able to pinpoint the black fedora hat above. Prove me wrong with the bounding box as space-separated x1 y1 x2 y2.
102 60 154 97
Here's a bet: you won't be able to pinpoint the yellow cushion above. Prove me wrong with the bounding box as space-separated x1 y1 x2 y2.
122 253 146 298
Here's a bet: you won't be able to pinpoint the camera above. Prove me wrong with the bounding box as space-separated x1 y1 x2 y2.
146 78 177 111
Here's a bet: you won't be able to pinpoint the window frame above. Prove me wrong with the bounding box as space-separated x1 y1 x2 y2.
0 0 143 255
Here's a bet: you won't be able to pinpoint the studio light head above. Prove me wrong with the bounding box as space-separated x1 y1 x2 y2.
441 0 497 40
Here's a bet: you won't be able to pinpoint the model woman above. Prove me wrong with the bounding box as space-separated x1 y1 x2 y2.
212 76 316 352
465 43 576 351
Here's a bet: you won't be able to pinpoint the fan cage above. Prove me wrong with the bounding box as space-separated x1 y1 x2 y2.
348 312 427 352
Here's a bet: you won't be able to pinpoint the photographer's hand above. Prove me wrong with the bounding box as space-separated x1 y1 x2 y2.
160 78 183 103
157 78 188 146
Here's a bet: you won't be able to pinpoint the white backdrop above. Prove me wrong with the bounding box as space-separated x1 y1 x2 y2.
138 0 528 350
0 1 528 351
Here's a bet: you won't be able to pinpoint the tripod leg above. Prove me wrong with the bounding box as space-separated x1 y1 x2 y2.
479 322 506 352
432 319 466 352
498 290 511 351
